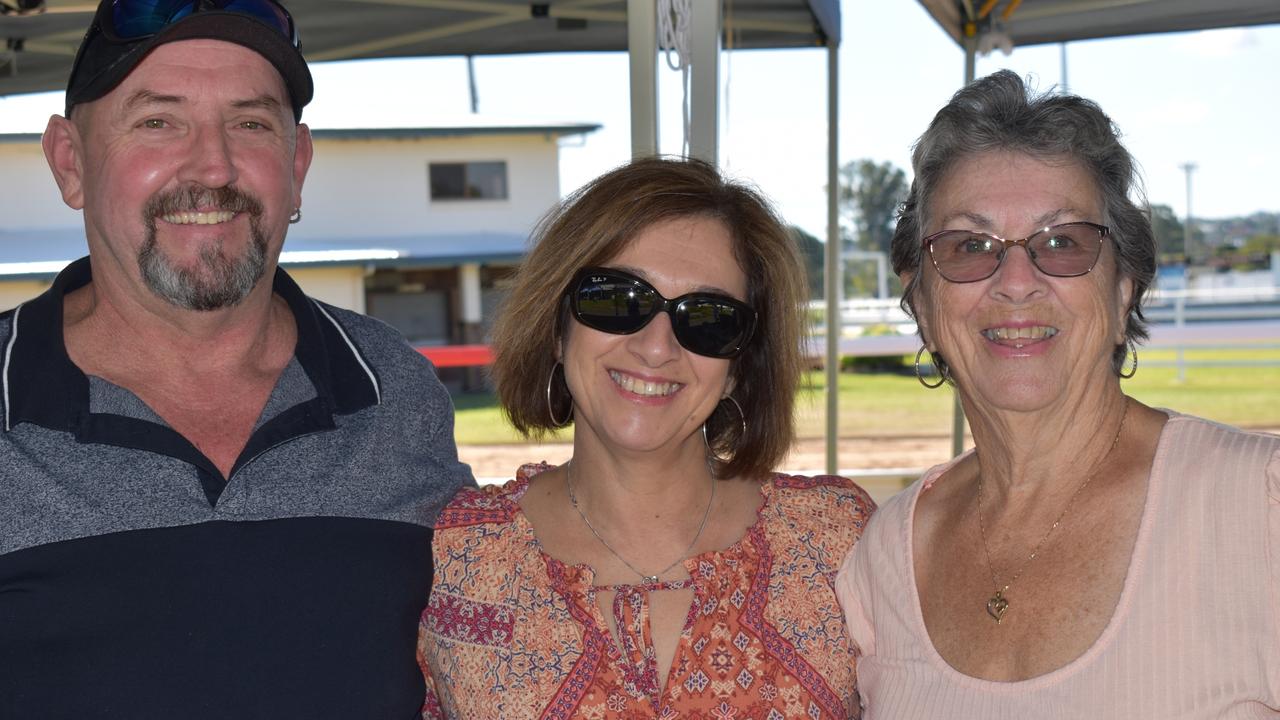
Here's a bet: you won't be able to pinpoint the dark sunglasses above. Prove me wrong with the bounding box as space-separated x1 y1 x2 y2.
100 0 298 46
923 221 1109 283
568 267 757 359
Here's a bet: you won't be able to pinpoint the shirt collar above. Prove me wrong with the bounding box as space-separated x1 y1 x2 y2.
2 256 380 434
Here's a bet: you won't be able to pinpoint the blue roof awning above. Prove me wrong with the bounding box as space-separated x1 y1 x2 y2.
0 228 531 280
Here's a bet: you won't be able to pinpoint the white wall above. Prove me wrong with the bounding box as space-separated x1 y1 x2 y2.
288 265 366 313
0 130 568 314
292 133 561 241
0 141 83 230
0 280 53 311
0 269 365 314
2 131 565 242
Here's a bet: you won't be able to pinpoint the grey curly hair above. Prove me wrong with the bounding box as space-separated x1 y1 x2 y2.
891 70 1156 376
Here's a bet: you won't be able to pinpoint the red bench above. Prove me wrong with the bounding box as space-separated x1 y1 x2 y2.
416 344 493 368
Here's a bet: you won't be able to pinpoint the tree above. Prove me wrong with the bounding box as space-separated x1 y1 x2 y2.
788 225 825 300
1150 204 1185 258
1242 234 1280 255
838 159 908 255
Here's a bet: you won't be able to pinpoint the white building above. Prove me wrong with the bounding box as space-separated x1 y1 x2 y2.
0 121 598 368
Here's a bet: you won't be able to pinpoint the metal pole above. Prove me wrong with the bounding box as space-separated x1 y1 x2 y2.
824 38 840 475
688 0 721 163
951 38 978 458
627 0 658 157
1175 295 1187 382
1180 162 1197 264
964 36 977 87
1177 163 1197 385
466 55 479 113
1059 43 1068 93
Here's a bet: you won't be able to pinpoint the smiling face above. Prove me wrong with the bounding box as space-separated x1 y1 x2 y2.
47 39 312 312
907 151 1133 413
561 215 746 458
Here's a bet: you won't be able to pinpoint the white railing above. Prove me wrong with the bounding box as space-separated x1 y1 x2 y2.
809 286 1280 332
1148 286 1280 303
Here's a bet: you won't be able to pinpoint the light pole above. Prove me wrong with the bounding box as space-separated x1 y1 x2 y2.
1060 43 1068 93
1179 162 1197 265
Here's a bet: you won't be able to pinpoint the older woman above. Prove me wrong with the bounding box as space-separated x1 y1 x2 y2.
420 157 874 718
837 71 1280 716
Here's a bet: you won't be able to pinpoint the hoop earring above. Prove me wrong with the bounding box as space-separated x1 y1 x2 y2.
545 362 573 427
914 346 947 389
702 395 747 463
1118 340 1139 379
289 208 302 224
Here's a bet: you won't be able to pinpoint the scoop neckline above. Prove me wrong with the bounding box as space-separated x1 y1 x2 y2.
898 412 1177 689
505 469 778 590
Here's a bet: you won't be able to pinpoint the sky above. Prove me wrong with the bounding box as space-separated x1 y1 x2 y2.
1 2 1277 241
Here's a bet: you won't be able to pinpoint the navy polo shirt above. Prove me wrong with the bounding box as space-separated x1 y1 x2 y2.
0 257 473 718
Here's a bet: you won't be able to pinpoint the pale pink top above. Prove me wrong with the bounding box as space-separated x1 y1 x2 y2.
836 413 1280 718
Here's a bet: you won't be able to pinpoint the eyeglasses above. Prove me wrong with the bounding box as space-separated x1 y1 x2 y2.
923 221 1109 283
568 267 757 359
101 0 298 46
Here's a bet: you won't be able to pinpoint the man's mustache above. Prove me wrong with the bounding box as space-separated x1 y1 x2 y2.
143 185 264 220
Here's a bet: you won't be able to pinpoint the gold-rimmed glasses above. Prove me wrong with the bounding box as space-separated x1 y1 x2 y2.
923 221 1109 283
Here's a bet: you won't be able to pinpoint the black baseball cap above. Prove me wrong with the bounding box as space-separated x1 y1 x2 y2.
64 0 313 120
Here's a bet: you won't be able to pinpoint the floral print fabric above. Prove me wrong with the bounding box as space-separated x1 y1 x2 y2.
419 464 874 719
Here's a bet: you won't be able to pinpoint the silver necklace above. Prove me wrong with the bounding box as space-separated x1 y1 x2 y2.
565 458 715 585
976 397 1130 624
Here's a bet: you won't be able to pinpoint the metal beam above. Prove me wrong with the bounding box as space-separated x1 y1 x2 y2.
951 35 978 458
688 0 721 163
628 0 658 157
824 38 840 475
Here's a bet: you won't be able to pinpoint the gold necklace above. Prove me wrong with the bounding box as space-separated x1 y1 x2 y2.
565 458 715 585
976 397 1131 624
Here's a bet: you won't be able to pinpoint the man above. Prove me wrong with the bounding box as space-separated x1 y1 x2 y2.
0 2 472 716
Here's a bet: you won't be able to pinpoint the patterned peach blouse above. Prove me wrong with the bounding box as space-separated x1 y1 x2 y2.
419 464 875 719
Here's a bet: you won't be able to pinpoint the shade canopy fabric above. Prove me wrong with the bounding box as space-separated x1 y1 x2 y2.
917 0 1280 48
0 0 840 98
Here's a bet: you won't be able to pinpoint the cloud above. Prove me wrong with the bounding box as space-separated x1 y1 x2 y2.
1132 98 1211 129
1177 28 1259 58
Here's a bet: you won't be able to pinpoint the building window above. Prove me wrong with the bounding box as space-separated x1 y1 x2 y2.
428 161 508 200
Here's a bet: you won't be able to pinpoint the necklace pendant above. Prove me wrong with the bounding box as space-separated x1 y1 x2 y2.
643 575 660 585
986 590 1010 624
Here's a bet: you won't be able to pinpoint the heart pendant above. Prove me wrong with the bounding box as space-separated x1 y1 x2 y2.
986 592 1009 624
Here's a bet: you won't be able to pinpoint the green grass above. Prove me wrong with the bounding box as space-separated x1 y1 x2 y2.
451 391 572 445
452 347 1280 446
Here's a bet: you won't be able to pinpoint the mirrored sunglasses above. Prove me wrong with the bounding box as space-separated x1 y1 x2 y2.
568 267 757 359
105 0 297 46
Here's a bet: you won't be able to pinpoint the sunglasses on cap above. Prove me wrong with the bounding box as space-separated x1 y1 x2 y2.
100 0 297 45
65 0 312 119
567 267 757 359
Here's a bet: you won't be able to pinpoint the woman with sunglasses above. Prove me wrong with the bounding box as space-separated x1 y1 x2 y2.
836 71 1280 716
418 157 874 717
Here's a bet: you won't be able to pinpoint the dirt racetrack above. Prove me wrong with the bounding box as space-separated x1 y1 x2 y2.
458 434 963 503
458 426 1280 504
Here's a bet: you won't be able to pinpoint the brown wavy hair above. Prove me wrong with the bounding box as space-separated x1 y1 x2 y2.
488 156 808 481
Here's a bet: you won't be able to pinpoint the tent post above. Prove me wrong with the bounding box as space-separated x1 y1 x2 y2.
950 36 978 459
628 0 658 157
964 35 976 85
688 0 721 163
824 37 840 475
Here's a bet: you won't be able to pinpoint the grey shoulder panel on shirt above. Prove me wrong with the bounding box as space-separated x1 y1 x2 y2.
0 301 475 556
